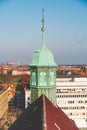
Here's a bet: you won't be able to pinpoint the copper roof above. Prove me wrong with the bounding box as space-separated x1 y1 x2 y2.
8 95 79 130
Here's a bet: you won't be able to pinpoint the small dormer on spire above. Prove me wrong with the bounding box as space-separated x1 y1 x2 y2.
41 8 45 32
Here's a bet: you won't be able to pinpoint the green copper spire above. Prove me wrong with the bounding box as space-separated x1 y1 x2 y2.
30 9 57 105
30 8 57 66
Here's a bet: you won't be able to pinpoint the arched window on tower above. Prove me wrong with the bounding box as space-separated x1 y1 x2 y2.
40 72 47 86
49 71 55 86
31 72 36 86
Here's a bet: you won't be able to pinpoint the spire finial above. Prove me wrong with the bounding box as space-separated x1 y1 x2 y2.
41 8 45 31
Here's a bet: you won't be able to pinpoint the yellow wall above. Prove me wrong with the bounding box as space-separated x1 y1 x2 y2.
0 89 8 119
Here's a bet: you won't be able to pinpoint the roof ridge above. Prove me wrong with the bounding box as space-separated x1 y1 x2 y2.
42 94 47 130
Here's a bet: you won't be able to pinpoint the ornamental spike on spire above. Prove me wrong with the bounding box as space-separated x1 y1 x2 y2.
41 8 45 32
41 8 46 49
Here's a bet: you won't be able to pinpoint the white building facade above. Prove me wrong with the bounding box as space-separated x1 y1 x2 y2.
25 89 31 108
56 77 87 128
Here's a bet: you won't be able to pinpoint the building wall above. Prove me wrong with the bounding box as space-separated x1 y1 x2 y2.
56 77 87 127
0 89 8 127
0 89 8 119
12 70 30 76
25 89 31 108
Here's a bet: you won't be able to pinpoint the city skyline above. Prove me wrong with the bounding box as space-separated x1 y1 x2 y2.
0 0 87 65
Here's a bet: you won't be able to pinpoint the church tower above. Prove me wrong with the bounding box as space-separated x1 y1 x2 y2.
30 9 57 104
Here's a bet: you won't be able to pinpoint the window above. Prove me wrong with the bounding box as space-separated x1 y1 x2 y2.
32 72 36 86
49 72 55 86
40 72 47 86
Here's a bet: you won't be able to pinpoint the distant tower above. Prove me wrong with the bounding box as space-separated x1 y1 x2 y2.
30 9 57 104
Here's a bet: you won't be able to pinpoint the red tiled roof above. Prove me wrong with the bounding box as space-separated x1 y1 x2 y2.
45 96 78 130
8 95 43 130
8 95 79 130
16 67 28 71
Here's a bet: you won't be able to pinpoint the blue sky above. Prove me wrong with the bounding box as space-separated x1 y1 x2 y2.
0 0 87 65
